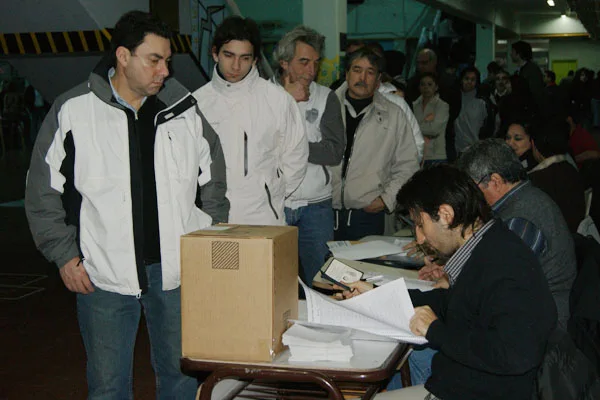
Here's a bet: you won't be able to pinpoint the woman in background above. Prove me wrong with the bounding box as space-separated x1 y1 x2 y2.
413 72 449 167
505 120 538 171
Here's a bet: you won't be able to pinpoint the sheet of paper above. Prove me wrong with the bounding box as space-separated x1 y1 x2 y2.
300 279 427 344
405 278 436 292
330 240 407 260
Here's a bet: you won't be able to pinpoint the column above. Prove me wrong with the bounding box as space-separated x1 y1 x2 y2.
303 0 347 86
476 23 495 79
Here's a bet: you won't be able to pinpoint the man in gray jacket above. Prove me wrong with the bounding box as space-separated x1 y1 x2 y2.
273 25 345 286
25 11 228 398
457 139 576 328
333 47 419 240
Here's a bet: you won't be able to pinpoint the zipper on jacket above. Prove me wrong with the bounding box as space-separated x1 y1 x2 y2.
322 165 330 185
341 124 362 209
244 132 248 176
264 184 279 220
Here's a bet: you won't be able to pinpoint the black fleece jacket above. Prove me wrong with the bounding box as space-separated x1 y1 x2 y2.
410 221 557 400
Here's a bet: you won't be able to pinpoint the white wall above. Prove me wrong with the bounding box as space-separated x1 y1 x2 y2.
549 37 600 73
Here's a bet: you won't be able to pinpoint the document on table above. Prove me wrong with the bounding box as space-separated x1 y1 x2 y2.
328 240 407 260
300 278 427 345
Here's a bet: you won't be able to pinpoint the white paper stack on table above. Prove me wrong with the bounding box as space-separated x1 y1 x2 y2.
282 323 354 362
299 278 428 345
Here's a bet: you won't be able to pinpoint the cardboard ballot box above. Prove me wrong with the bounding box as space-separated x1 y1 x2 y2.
181 225 298 362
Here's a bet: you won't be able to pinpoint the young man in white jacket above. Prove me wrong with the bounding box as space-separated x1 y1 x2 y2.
194 16 308 225
25 11 228 398
272 26 345 286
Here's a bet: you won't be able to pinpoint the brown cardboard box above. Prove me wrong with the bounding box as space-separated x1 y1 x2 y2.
181 225 298 362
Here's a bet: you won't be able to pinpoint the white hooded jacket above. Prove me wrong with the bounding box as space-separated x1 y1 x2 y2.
194 66 308 225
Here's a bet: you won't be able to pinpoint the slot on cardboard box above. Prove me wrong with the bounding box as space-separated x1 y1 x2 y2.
181 225 298 362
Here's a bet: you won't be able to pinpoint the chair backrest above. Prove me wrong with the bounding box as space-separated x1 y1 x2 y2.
532 328 600 399
569 234 600 373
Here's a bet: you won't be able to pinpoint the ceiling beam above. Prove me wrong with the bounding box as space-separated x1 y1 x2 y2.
416 0 518 33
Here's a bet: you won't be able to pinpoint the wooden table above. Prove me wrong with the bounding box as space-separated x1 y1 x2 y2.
183 301 411 400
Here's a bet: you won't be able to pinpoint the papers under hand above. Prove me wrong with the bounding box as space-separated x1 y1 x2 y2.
300 278 427 345
282 324 354 362
328 240 407 260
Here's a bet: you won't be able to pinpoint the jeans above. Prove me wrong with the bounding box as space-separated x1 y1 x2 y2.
385 347 437 390
77 263 197 400
334 208 385 241
285 199 334 287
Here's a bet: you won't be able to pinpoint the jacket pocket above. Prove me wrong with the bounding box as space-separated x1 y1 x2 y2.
264 183 279 220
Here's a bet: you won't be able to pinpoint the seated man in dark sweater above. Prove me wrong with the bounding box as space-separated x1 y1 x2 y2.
529 119 586 233
341 165 557 400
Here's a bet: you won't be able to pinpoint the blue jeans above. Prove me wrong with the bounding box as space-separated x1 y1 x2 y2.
334 208 385 241
386 347 437 390
285 199 334 287
77 263 197 400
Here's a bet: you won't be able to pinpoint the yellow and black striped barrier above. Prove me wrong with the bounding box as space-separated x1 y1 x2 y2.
0 30 193 56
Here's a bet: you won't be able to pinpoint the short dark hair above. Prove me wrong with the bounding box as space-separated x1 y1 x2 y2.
512 40 533 61
345 47 384 75
419 71 439 86
109 11 172 68
384 50 406 78
212 16 262 60
459 66 481 86
487 61 501 75
456 138 527 185
531 119 570 157
396 165 491 237
545 70 556 83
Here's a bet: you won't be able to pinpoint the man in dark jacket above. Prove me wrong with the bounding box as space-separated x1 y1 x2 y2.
343 165 557 400
511 40 548 118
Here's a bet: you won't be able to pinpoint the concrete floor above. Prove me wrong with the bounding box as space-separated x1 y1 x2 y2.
0 149 157 399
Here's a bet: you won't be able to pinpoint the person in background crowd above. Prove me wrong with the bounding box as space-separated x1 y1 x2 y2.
412 72 449 166
193 16 308 226
571 68 594 130
272 25 345 286
478 61 501 98
504 119 538 171
530 119 586 233
511 40 548 118
25 11 229 398
454 66 491 155
489 69 511 136
544 70 570 120
407 48 461 161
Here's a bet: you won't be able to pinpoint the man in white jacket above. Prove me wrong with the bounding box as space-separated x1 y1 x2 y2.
272 26 345 286
333 47 419 240
194 16 308 225
25 11 228 398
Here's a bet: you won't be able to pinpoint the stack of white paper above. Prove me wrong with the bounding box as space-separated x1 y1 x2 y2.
282 323 354 362
300 278 428 345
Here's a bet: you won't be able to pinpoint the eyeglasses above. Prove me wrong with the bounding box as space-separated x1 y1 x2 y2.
476 174 491 186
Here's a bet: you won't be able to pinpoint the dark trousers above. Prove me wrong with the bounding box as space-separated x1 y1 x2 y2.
334 208 385 241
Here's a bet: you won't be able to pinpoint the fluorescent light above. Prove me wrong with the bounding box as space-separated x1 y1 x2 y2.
547 0 555 6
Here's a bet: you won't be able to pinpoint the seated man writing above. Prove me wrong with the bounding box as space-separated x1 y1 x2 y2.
340 165 557 400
